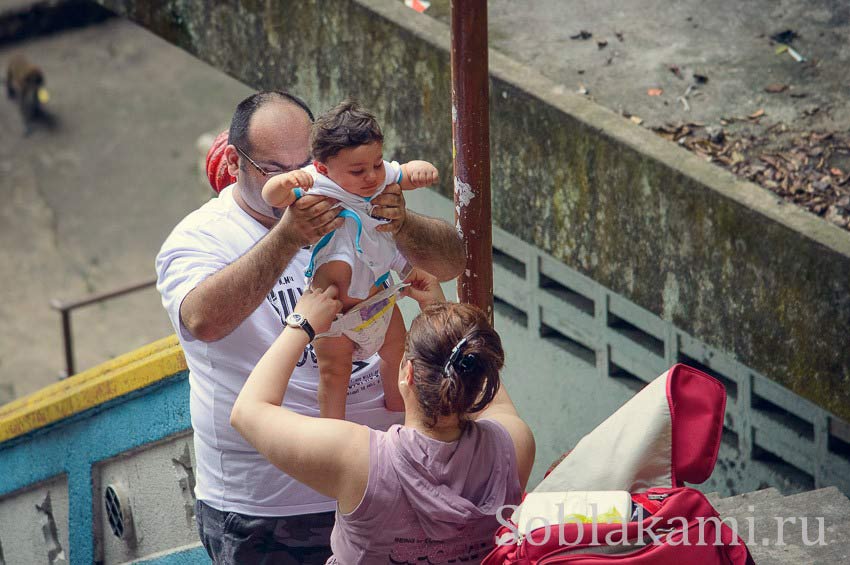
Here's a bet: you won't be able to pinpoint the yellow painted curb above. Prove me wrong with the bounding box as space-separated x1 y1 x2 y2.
0 335 187 443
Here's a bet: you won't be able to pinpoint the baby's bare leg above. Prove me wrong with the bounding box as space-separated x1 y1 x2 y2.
311 260 359 419
313 334 356 419
378 305 406 412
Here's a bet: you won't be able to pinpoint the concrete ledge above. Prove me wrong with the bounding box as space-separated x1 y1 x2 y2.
127 542 210 564
0 335 185 442
96 0 850 419
0 0 113 46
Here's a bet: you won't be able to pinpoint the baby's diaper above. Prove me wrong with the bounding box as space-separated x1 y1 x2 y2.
316 282 408 361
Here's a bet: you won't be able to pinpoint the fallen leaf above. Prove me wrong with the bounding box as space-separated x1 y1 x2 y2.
765 83 788 93
630 116 644 125
775 44 789 55
570 30 592 40
597 40 608 49
647 88 664 96
669 65 683 79
770 30 799 44
693 73 709 84
577 85 588 95
749 109 765 119
831 168 844 176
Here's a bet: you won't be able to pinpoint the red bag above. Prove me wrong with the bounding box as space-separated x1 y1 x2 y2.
483 364 754 564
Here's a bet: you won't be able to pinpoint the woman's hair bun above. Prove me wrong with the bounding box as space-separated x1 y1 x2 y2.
457 352 478 374
405 302 504 428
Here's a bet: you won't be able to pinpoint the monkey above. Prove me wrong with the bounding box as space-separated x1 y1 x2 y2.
5 54 50 135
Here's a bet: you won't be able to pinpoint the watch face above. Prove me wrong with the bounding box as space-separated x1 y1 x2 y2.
287 313 303 325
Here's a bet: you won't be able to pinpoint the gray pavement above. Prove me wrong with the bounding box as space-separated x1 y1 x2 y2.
0 17 251 400
429 0 849 134
426 0 850 224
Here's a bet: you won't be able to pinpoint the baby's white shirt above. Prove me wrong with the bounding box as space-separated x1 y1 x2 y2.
303 161 406 299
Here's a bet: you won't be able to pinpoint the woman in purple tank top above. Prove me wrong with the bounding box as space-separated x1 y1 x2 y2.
232 270 536 563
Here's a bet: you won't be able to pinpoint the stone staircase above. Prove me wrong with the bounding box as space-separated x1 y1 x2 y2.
705 486 850 562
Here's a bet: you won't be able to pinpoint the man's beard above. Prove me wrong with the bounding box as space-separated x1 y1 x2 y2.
238 179 279 221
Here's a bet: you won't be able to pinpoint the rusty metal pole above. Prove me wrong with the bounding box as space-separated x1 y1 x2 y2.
60 309 74 377
451 0 493 323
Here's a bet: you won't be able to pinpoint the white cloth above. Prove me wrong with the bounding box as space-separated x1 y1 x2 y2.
155 185 402 517
304 161 405 299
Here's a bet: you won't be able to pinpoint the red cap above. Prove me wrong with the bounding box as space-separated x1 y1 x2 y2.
206 130 236 193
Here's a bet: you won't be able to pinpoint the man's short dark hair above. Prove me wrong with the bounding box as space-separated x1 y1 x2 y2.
228 91 314 155
310 100 383 163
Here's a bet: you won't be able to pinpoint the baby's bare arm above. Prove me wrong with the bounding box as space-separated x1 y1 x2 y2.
262 169 315 208
399 160 439 190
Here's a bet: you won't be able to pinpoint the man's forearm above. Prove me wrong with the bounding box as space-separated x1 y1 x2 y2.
394 211 465 281
180 223 302 342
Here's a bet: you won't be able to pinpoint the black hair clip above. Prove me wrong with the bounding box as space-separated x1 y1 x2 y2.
443 337 467 377
443 337 478 378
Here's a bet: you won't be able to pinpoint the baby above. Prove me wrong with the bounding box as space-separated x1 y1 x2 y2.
262 100 439 419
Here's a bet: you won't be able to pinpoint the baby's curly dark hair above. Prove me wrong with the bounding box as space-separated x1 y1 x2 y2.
310 99 383 162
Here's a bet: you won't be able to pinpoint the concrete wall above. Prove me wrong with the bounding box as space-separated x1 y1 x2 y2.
0 336 206 565
94 433 198 563
0 474 69 564
403 188 850 497
95 0 850 422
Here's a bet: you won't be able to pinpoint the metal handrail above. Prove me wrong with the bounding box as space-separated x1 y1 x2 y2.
50 277 158 378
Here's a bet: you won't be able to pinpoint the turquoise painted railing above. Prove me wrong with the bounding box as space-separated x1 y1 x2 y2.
0 336 210 564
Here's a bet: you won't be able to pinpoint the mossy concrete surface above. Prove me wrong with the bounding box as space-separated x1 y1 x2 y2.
96 0 850 421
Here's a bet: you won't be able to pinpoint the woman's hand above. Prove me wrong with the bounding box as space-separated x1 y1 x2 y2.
400 268 446 308
294 285 343 334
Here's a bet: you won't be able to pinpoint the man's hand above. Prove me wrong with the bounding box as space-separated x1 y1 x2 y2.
276 193 344 247
371 183 407 234
262 170 315 208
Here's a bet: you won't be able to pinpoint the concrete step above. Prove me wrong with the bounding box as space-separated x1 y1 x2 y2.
714 487 783 516
720 487 850 564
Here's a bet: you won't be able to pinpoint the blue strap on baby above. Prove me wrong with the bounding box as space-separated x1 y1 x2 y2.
301 199 365 279
296 179 394 286
373 271 391 288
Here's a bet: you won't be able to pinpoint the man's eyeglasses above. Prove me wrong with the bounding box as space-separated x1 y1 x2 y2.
234 145 310 177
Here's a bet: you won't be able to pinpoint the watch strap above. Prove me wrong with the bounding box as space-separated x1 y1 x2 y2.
299 318 316 342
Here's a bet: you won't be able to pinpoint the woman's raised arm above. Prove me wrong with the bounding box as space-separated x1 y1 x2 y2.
230 286 371 510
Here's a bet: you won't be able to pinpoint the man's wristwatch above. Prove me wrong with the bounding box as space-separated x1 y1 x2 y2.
285 313 315 342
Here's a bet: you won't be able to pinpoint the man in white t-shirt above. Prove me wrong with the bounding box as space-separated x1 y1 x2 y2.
155 91 464 564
